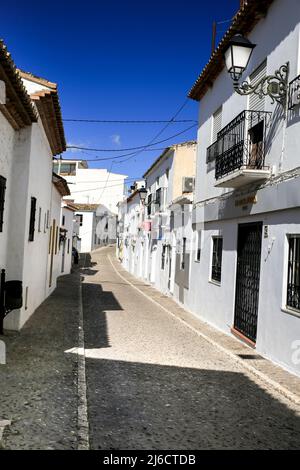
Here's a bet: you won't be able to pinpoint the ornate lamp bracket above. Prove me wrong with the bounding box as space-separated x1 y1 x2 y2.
233 62 290 107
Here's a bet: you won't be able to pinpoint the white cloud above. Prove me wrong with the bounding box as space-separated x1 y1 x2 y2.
111 134 121 146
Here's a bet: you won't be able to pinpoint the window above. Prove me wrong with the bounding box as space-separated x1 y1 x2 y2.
155 188 162 211
76 214 83 226
211 237 223 283
53 163 59 174
59 163 76 176
44 213 47 233
181 237 186 270
67 239 70 254
0 176 6 233
62 215 65 226
195 231 201 262
29 197 37 241
147 194 152 217
46 210 50 228
161 245 166 270
212 106 222 143
249 60 267 112
287 236 300 312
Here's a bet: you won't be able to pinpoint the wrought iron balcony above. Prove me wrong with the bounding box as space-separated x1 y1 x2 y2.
207 110 272 188
288 74 300 109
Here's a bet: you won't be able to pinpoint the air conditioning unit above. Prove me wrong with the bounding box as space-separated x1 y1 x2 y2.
182 177 195 193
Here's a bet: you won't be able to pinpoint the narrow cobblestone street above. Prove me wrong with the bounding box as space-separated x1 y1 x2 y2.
82 247 300 450
1 246 300 450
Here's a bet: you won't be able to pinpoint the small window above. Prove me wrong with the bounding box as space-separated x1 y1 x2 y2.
212 106 222 142
181 237 186 270
29 197 37 241
211 237 223 283
76 214 83 226
287 236 300 312
195 231 201 262
161 245 166 270
62 215 65 226
59 163 76 176
155 188 162 211
67 239 70 254
147 194 152 217
46 210 50 228
0 176 7 233
44 212 47 233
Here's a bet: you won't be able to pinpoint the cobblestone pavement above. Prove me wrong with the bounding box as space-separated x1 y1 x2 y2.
0 272 79 450
1 247 300 450
82 247 300 450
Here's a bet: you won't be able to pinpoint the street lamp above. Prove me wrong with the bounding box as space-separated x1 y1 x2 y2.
224 34 256 82
138 187 147 203
223 33 289 107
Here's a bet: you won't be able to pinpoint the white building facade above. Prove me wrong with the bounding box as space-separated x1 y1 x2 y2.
118 142 197 307
0 43 71 331
187 0 300 375
53 159 127 252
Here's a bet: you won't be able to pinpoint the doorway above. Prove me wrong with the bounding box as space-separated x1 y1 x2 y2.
234 222 262 343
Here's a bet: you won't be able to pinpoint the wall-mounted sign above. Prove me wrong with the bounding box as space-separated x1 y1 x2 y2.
235 195 257 207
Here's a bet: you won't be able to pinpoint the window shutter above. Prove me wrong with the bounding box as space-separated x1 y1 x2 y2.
212 106 222 142
249 60 267 111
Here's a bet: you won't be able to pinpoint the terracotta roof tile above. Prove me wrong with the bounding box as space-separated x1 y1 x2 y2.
188 0 275 101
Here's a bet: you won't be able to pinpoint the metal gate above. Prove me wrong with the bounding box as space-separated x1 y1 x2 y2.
234 222 262 343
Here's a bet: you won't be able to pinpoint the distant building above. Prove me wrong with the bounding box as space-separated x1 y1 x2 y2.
53 159 127 252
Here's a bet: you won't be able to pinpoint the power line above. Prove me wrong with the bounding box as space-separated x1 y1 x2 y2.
115 98 191 165
66 122 196 153
63 118 197 124
67 177 139 184
70 180 136 193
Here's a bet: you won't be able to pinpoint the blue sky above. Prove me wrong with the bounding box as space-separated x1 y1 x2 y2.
2 0 238 183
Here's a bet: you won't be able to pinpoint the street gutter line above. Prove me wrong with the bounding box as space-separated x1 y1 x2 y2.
77 257 90 450
108 254 300 407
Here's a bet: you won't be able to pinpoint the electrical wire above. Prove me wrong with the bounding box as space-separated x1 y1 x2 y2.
66 122 196 153
63 118 197 124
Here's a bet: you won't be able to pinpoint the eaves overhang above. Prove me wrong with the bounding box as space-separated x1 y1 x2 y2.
0 40 37 129
188 0 275 102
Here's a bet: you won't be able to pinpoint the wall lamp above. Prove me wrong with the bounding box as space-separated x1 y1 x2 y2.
138 187 147 203
223 33 289 107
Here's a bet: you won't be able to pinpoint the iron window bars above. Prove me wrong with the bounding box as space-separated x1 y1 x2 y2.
211 237 223 283
287 236 300 312
288 74 300 110
206 110 271 180
28 197 37 242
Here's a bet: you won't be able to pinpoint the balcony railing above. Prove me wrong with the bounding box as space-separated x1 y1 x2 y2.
288 74 300 109
206 110 271 181
215 139 267 180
